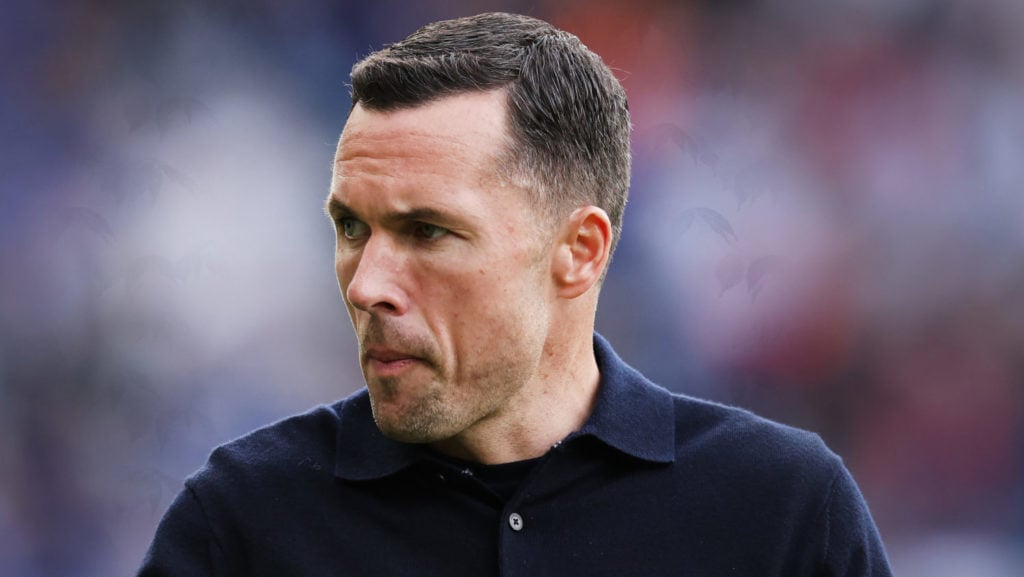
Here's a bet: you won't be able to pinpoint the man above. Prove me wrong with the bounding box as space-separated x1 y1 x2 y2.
139 12 892 576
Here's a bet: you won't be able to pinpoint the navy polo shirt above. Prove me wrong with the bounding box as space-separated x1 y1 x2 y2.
138 334 892 576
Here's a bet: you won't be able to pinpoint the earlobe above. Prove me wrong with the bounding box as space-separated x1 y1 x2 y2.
553 207 612 299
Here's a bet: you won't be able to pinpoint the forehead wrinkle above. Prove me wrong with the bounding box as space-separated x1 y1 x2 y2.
334 138 483 184
334 145 503 199
337 127 476 159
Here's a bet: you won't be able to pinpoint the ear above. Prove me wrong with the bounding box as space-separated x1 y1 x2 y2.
551 206 612 299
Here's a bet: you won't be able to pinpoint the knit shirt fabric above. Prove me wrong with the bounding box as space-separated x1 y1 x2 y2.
138 334 892 576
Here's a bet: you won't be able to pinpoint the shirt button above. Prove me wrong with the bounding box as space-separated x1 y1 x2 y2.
508 512 524 532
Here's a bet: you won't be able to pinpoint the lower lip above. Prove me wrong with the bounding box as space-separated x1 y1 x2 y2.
367 357 421 377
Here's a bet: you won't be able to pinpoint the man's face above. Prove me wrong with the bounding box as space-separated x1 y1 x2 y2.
328 90 555 446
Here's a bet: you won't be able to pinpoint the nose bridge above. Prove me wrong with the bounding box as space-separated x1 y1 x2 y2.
346 233 405 313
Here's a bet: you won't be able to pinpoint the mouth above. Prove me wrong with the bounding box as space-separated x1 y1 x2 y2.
363 347 424 377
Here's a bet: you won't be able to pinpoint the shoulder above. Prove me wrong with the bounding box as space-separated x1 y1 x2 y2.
592 333 840 484
215 403 340 468
670 392 841 489
185 393 359 494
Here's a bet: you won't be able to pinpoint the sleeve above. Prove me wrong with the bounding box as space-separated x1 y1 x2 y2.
820 463 894 577
136 483 226 577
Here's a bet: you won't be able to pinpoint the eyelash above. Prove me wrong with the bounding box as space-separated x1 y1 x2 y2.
335 218 450 242
414 223 448 240
337 218 369 240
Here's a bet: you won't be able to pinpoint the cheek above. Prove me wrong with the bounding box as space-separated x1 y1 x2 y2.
335 252 360 297
334 251 347 280
451 270 540 336
421 243 549 337
429 270 505 335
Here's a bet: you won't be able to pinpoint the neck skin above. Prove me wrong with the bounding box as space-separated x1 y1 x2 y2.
430 298 601 465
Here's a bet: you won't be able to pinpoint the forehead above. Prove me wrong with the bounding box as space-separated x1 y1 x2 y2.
330 90 544 231
335 91 509 171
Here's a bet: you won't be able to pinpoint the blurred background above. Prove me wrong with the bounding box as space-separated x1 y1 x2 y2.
2 0 1022 575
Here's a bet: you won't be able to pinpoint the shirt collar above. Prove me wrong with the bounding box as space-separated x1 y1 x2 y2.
577 333 676 464
333 389 425 481
333 332 676 481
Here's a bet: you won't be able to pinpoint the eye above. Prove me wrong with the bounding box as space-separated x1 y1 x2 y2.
414 223 449 240
338 217 370 240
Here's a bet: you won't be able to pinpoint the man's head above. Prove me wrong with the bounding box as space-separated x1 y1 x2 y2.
327 13 630 460
349 12 631 254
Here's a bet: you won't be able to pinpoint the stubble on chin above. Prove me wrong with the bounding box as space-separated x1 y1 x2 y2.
370 388 453 444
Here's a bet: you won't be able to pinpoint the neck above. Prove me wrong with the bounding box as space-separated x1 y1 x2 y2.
431 326 600 465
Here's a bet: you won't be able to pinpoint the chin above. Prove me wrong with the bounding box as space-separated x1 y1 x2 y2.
380 424 455 445
368 384 458 442
372 408 454 445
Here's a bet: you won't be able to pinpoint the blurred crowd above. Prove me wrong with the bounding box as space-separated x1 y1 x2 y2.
2 1 1022 575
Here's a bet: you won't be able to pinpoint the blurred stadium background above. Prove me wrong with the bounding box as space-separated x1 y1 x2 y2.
2 0 1022 575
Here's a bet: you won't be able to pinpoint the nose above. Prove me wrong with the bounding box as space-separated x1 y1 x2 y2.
343 236 407 315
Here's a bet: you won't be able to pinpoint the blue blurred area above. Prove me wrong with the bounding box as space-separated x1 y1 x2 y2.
2 1 1023 575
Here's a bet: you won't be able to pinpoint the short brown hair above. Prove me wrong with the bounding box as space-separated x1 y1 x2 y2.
349 12 631 255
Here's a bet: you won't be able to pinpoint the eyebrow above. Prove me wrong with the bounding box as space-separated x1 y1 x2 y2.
324 197 350 220
324 197 469 230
